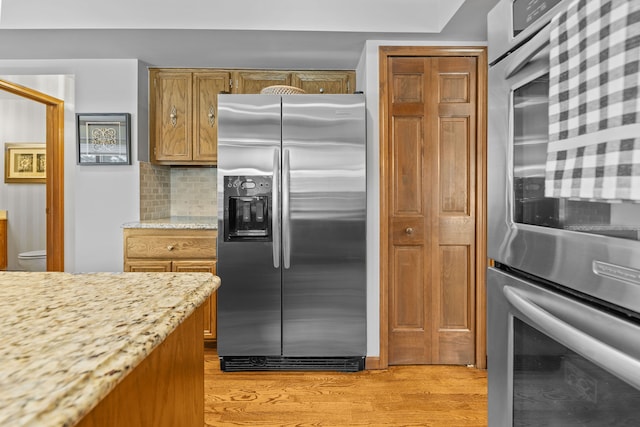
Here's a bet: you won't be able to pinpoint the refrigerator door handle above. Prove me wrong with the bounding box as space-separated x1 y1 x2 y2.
272 148 281 269
283 148 291 269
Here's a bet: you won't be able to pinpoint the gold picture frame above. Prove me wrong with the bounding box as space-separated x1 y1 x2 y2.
4 143 46 184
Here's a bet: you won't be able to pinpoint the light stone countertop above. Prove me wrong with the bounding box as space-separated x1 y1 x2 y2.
122 216 217 230
0 271 220 427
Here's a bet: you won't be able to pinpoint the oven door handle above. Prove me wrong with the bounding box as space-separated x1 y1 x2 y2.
504 23 551 79
504 286 640 391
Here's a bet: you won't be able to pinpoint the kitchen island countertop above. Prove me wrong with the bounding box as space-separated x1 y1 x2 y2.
0 271 219 427
122 216 217 230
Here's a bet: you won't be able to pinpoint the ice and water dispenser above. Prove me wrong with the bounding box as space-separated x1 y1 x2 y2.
223 176 272 242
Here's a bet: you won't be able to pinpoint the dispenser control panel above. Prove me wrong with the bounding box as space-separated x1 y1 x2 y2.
223 175 272 242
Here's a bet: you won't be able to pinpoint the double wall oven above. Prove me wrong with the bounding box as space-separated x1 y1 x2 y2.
488 0 640 425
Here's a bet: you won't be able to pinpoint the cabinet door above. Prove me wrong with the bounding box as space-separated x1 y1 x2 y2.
153 71 193 162
124 260 173 272
0 219 6 270
233 70 292 94
173 260 218 341
193 72 229 163
291 71 355 94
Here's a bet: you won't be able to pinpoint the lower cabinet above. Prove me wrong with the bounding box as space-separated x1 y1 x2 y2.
123 228 218 342
0 213 6 270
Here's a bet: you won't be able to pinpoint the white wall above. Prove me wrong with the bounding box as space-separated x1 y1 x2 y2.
0 60 142 272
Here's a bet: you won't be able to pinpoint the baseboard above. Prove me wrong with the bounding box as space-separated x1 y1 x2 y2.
365 356 384 370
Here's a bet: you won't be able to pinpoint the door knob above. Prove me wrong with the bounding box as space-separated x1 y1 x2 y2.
405 227 414 235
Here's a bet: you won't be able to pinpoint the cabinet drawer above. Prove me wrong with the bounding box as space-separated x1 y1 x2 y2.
124 229 217 260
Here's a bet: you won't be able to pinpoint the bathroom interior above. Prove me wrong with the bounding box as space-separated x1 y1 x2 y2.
0 74 218 272
0 82 47 271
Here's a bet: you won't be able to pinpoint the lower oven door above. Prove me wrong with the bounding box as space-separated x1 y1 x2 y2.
488 267 640 426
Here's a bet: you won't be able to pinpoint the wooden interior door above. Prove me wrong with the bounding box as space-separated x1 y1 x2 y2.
386 55 478 365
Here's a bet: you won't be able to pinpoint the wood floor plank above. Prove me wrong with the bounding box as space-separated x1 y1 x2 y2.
204 348 487 426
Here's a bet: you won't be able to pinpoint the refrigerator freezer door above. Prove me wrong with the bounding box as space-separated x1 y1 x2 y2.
281 94 367 357
217 94 283 356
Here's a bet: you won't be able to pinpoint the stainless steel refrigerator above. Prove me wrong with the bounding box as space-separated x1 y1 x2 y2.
216 94 367 372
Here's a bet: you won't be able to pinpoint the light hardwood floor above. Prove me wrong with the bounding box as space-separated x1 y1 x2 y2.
204 348 488 426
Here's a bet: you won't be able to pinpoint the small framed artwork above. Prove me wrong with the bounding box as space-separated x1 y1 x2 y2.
77 113 131 165
4 143 46 184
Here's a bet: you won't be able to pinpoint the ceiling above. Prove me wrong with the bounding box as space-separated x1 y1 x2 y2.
0 0 500 69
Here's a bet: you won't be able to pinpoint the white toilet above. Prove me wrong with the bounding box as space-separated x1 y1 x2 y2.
18 250 47 271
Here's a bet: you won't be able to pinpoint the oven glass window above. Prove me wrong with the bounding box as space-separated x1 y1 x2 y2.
512 75 640 241
513 318 640 425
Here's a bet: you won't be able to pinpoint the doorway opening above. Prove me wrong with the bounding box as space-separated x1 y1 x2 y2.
0 79 64 271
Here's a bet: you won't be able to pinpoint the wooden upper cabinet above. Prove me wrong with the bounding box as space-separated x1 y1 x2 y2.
150 69 229 165
149 68 356 165
291 71 355 94
193 72 229 163
152 70 192 163
232 70 292 94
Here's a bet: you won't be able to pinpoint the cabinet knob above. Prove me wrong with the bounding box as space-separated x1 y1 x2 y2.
319 87 324 94
208 105 216 127
169 106 177 127
167 245 174 251
405 227 414 235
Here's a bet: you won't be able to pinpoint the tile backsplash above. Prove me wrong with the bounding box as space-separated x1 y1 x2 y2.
170 167 217 217
139 162 170 220
139 162 217 220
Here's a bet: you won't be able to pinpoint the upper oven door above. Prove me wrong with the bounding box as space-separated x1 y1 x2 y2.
488 0 566 64
488 17 640 314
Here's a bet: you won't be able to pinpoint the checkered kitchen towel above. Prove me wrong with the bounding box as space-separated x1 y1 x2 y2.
544 0 640 201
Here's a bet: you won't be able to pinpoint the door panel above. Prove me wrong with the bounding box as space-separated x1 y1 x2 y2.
393 247 425 329
281 95 366 357
233 71 291 94
434 57 476 365
154 72 192 161
193 72 228 162
439 246 470 329
393 117 423 214
172 260 218 340
389 246 429 364
290 71 354 94
439 118 470 213
388 56 477 365
216 95 283 356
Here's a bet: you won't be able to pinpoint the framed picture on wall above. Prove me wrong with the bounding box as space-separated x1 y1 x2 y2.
4 143 46 184
76 113 131 165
